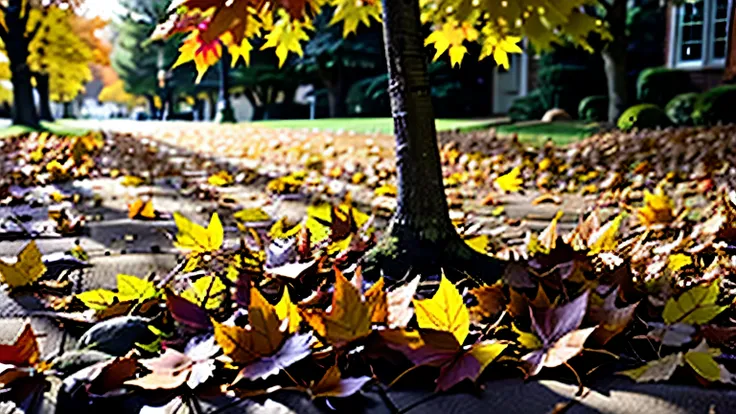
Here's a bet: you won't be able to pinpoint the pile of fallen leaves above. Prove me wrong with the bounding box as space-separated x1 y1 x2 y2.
2 126 736 411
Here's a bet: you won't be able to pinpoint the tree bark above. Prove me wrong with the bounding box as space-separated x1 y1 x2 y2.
62 101 75 119
215 48 236 123
4 0 40 128
319 63 347 117
603 0 629 122
367 0 502 281
35 72 54 122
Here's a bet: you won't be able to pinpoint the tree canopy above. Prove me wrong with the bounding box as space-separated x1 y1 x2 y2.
161 0 609 80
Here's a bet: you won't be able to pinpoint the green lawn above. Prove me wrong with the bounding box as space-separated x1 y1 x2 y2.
253 118 504 134
495 121 601 146
0 121 91 138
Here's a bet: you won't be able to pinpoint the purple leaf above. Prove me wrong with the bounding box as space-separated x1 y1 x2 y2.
166 291 212 330
530 291 590 346
236 334 314 381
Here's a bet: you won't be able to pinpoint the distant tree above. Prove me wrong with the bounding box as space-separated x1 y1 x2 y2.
297 8 385 117
27 6 95 121
0 0 84 127
112 0 181 120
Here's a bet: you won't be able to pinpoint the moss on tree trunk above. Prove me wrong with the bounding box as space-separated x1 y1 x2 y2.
365 0 502 283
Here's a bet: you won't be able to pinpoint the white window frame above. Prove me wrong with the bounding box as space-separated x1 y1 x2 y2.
669 0 733 70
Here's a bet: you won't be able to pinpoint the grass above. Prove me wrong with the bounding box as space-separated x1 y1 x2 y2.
0 120 91 138
494 121 601 146
252 118 504 134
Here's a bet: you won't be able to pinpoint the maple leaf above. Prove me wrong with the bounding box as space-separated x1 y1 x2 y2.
587 214 624 255
126 347 210 391
275 288 302 334
637 189 675 227
620 353 683 383
235 333 314 382
522 292 595 377
414 276 469 345
387 276 420 328
128 198 156 220
173 29 223 83
166 290 212 331
306 269 372 346
424 20 479 67
207 170 234 187
261 13 310 67
214 289 285 365
76 274 159 315
0 325 39 369
588 288 638 345
174 212 224 253
0 241 47 289
307 365 371 399
381 329 507 391
469 284 507 322
181 276 227 310
495 167 523 193
662 282 727 325
329 0 382 36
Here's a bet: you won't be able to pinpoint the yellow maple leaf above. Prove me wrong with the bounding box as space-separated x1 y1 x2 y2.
638 189 674 227
182 276 226 310
0 241 47 289
128 198 156 220
413 276 469 344
261 13 311 67
307 270 372 346
425 21 479 67
174 213 224 253
214 288 285 365
588 213 624 255
207 170 234 187
668 254 693 272
330 0 383 36
495 167 523 193
479 30 523 70
275 288 302 334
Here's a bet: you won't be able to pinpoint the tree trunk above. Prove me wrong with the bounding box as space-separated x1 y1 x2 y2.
145 94 158 120
603 0 629 122
62 102 75 119
215 48 236 123
366 0 502 281
320 64 347 118
4 0 40 128
326 81 347 117
35 72 54 122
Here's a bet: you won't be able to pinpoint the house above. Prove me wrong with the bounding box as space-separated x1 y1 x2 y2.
665 0 735 89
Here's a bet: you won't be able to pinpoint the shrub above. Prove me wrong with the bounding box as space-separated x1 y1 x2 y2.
692 85 736 126
665 93 699 125
578 95 609 122
537 64 604 116
637 67 696 107
508 89 546 122
617 104 671 131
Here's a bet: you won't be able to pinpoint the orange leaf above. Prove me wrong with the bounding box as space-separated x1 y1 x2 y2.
0 324 39 367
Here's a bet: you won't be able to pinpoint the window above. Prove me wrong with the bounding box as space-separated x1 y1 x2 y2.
673 0 732 68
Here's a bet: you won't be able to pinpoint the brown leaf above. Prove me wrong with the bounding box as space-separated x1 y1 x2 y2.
469 284 507 322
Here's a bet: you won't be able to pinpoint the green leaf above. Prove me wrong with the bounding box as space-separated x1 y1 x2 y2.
684 340 722 382
662 282 727 325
